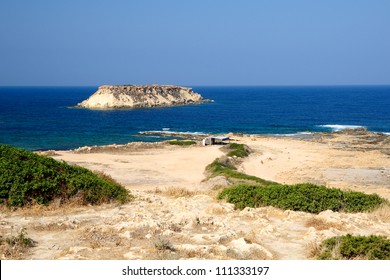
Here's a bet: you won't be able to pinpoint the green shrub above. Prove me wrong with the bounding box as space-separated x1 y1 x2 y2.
218 184 385 213
206 159 272 186
343 191 385 213
317 234 390 260
226 143 250 158
168 140 196 146
0 144 131 207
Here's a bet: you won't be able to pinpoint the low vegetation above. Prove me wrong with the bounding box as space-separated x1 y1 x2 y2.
0 144 131 207
0 229 35 259
226 143 251 158
209 151 385 214
163 187 199 198
167 140 196 146
218 184 385 214
154 237 175 252
206 159 273 185
316 234 390 260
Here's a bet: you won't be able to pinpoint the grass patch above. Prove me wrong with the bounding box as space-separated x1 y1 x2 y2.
317 234 390 260
226 143 250 158
206 159 273 186
218 184 386 213
0 144 132 208
168 140 196 146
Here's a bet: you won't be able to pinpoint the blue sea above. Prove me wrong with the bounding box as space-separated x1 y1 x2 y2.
0 86 389 151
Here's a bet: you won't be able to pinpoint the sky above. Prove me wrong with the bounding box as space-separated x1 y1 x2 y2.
0 0 389 86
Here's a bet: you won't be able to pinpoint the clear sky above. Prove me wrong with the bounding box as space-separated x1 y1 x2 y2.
0 0 389 86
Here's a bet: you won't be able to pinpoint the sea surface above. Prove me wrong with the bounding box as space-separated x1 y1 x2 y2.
0 86 389 151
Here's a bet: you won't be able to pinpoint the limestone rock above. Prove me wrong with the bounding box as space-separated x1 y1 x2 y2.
76 84 212 109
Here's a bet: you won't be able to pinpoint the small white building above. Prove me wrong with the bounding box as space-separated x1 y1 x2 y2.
202 136 230 146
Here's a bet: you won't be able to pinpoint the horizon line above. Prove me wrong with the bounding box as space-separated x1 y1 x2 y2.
1 84 390 88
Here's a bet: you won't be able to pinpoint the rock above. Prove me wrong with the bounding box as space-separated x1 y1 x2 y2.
76 84 213 109
68 246 91 254
228 238 273 259
162 229 175 237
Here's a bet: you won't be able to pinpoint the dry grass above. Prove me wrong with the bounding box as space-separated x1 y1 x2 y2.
306 241 321 259
370 203 390 222
225 247 271 260
305 217 344 231
152 187 162 194
154 237 175 251
163 187 200 198
206 205 231 215
0 195 97 217
177 243 272 260
180 248 208 259
79 227 123 248
31 222 71 231
179 246 226 259
241 248 271 260
0 228 36 259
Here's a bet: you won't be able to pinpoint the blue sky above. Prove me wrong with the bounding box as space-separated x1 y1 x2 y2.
0 0 389 86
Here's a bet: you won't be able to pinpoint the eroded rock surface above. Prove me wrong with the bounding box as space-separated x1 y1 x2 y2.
76 85 211 109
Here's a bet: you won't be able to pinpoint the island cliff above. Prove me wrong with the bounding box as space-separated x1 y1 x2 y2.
76 85 212 109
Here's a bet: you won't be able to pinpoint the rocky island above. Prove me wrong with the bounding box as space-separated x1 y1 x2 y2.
76 84 212 109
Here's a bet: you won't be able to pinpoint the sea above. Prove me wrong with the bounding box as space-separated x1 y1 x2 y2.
0 85 389 151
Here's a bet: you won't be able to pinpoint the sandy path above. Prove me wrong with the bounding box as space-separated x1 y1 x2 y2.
53 144 224 191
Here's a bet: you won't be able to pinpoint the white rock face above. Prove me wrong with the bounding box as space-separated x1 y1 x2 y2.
76 85 211 109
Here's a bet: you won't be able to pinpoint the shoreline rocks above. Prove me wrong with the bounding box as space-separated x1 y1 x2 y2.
76 84 213 109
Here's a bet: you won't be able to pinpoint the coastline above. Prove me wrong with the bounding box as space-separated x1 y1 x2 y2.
37 129 390 197
2 131 389 260
2 86 390 151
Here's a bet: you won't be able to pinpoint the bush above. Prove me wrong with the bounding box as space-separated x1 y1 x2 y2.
218 184 385 213
168 140 196 146
226 143 250 158
0 144 131 207
206 159 272 186
317 234 390 260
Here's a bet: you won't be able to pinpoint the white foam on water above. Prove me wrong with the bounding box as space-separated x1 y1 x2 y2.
139 130 208 136
318 124 366 131
268 131 312 137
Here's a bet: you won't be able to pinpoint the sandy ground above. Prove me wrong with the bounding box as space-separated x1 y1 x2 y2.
53 143 224 192
239 134 390 200
1 132 390 260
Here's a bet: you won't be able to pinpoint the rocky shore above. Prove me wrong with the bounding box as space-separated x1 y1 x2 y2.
2 132 389 260
76 85 212 109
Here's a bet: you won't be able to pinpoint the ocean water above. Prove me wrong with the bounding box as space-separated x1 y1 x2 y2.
0 85 389 151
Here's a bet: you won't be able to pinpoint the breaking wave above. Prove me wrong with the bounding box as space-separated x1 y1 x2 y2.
139 130 208 136
318 124 367 132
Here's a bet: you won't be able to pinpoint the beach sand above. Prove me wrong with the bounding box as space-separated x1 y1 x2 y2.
1 132 389 259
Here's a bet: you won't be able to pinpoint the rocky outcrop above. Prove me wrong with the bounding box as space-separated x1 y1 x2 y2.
76 84 212 109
